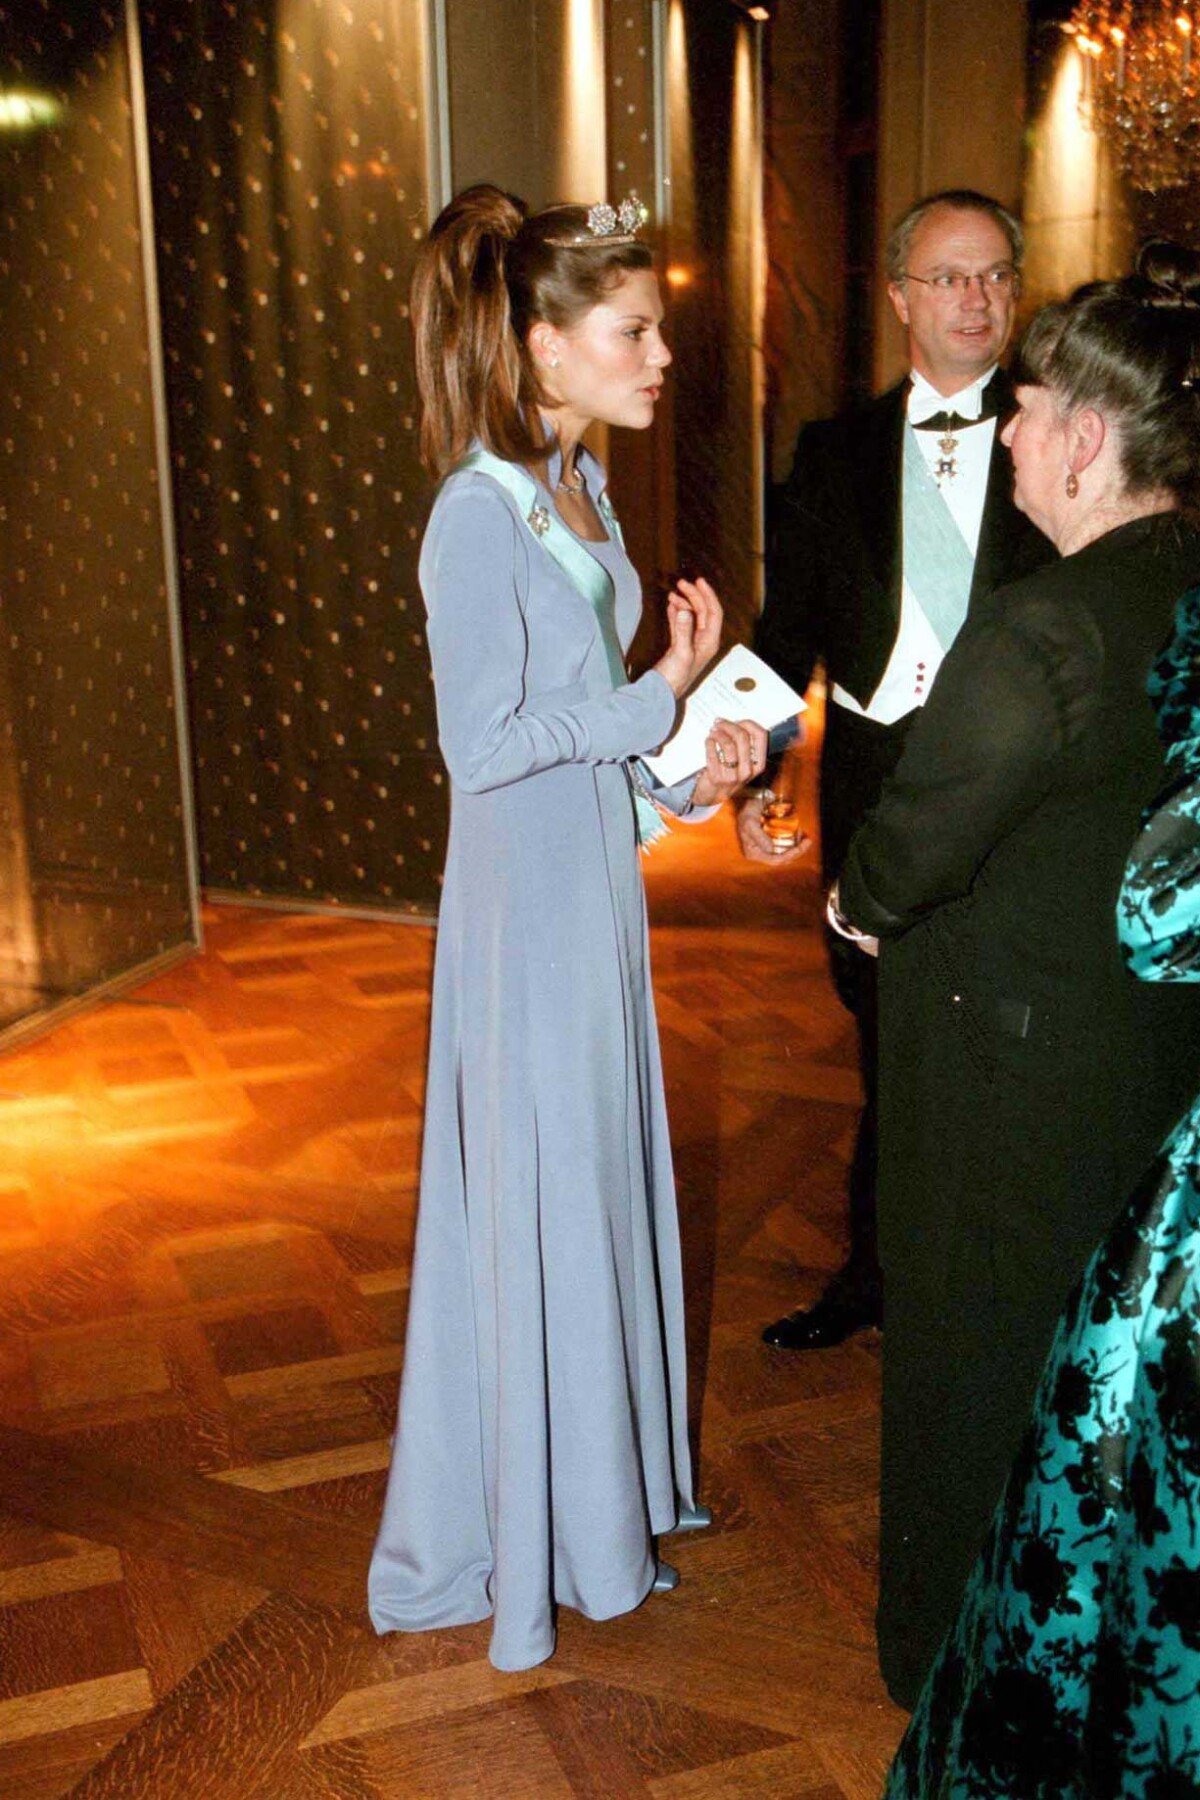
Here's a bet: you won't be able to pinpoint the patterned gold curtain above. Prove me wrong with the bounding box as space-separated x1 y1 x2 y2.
0 1 198 1036
140 0 444 914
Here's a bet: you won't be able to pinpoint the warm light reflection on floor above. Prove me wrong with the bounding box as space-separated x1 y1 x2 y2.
0 679 903 1794
0 693 823 1196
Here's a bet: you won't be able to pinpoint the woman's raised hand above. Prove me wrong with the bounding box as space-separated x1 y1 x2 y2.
654 577 723 697
692 719 771 808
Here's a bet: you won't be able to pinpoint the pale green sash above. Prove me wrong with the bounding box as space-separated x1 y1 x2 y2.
902 424 976 652
456 449 668 846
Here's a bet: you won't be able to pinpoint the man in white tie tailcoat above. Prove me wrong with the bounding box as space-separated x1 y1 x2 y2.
741 191 1054 1351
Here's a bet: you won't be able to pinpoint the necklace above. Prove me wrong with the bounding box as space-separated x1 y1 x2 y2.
557 461 584 494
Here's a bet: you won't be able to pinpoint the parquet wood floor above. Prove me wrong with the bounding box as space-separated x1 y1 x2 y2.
0 748 908 1798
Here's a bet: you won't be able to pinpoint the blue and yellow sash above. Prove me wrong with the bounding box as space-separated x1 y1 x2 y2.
902 424 976 652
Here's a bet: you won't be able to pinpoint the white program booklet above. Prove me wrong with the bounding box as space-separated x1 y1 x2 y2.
642 644 807 787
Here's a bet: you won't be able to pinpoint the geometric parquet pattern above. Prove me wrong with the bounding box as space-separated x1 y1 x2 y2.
0 760 907 1796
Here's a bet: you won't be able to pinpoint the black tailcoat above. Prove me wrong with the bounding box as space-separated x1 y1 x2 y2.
760 372 1054 883
755 373 1054 1285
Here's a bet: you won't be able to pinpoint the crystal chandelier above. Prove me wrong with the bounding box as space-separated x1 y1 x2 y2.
1070 2 1200 191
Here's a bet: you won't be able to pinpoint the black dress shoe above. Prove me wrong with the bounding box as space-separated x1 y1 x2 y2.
762 1287 882 1350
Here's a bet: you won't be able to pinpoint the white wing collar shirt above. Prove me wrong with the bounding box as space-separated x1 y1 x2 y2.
832 364 999 727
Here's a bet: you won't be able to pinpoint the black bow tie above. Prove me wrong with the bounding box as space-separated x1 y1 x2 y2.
910 380 1006 433
911 408 995 433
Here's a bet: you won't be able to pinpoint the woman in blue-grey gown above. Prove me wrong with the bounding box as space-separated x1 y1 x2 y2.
369 185 769 1672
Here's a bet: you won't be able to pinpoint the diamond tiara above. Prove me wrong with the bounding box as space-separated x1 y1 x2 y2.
544 191 650 248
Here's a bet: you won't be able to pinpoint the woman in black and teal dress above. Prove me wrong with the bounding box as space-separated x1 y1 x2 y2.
883 586 1200 1795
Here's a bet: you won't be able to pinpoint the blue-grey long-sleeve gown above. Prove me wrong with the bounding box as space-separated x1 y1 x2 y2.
368 446 695 1672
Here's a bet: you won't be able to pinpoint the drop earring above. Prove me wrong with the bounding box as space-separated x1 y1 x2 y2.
1065 471 1079 499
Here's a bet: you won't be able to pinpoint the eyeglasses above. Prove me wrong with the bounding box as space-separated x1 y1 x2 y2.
902 267 1020 297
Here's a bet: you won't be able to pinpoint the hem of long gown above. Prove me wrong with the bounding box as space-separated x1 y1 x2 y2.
367 1558 493 1639
487 1633 556 1672
368 1553 665 1673
369 1592 556 1673
556 1553 657 1625
490 1557 659 1671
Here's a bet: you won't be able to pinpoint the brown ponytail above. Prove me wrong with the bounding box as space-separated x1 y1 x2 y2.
412 185 539 476
412 183 654 478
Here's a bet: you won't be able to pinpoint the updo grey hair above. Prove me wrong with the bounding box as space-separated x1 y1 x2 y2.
1014 240 1200 520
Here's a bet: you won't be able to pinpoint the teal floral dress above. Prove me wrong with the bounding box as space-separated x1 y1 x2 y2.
884 588 1200 1798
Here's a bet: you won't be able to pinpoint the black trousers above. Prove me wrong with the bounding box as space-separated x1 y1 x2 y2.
816 702 916 1291
823 924 879 1280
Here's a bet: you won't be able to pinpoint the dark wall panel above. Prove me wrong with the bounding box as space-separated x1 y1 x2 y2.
665 0 763 646
0 0 198 1035
605 0 672 603
140 0 443 914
